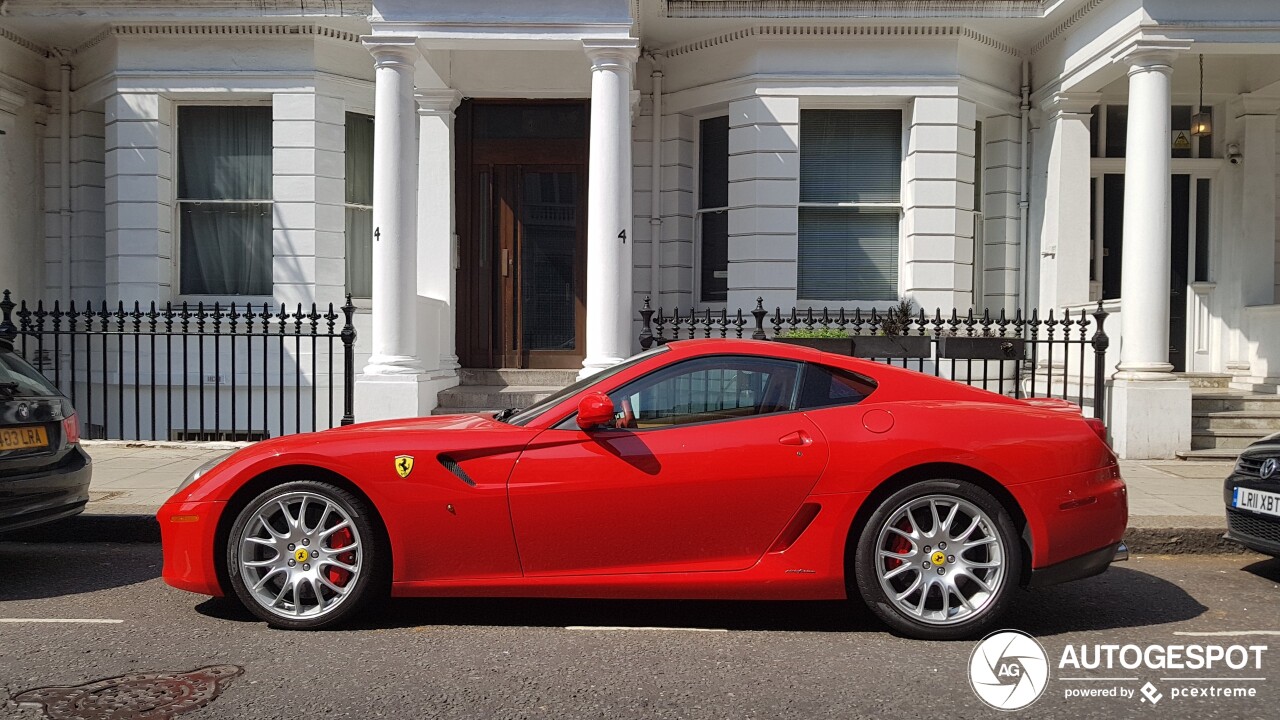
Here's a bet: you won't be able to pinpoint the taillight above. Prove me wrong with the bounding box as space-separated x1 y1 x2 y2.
1085 417 1107 444
62 413 80 445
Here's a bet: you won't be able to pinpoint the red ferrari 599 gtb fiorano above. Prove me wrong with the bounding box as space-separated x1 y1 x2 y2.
159 339 1127 640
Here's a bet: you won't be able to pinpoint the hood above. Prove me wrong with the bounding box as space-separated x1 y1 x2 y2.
321 413 504 434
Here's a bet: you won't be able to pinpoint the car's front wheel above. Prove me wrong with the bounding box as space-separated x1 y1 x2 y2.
854 480 1021 640
226 480 384 630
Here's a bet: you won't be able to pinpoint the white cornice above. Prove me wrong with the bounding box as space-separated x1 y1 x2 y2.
72 21 364 55
1029 0 1105 56
665 1 1048 19
0 26 52 58
1 1 371 16
662 24 1022 58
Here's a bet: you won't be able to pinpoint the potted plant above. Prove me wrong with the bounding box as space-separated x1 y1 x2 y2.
853 298 932 360
773 327 855 355
936 311 1025 360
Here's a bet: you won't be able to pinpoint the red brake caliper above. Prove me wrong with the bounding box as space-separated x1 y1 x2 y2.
885 519 913 570
326 527 356 587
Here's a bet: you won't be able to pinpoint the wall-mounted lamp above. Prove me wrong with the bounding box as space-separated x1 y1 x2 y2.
1227 143 1242 165
1192 55 1212 137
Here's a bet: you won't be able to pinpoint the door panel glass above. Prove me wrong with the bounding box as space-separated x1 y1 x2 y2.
520 171 578 351
608 357 801 428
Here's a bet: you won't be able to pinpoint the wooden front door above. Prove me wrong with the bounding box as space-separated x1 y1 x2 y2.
457 101 589 369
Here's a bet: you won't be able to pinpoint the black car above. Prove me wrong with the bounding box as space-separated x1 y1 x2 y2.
1224 432 1280 557
0 340 92 532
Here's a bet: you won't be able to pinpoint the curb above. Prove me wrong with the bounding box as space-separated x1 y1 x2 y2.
1122 526 1248 555
4 515 1250 557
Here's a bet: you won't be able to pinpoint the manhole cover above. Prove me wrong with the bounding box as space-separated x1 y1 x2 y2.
11 665 243 719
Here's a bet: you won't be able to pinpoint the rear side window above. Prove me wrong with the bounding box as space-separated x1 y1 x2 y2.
797 363 876 410
0 347 60 398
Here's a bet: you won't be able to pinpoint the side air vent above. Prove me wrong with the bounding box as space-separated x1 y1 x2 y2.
438 454 477 487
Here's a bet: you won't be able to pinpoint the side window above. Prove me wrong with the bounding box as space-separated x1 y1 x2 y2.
608 356 802 429
796 363 876 410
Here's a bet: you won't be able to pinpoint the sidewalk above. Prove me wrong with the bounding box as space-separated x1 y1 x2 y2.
25 441 1246 553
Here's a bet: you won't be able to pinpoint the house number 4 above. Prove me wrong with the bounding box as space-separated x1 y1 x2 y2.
618 229 626 244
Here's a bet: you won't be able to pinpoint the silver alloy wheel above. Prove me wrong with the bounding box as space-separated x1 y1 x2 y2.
236 490 363 620
874 493 1006 626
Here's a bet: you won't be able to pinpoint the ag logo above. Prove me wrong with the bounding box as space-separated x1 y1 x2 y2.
969 630 1049 711
394 455 415 478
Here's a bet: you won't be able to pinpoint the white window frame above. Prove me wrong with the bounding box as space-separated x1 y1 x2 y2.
692 109 732 311
171 99 275 306
795 102 908 309
344 111 375 300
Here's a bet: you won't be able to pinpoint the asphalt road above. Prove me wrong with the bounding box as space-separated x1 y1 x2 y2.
0 543 1277 720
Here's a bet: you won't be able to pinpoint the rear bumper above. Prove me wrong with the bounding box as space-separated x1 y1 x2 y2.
1026 541 1124 588
158 499 226 596
1010 464 1128 570
0 447 92 533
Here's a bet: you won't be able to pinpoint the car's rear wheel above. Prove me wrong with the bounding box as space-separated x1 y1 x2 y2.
226 480 384 630
854 480 1021 640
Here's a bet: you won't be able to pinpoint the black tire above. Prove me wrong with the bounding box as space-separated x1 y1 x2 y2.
853 479 1021 640
226 480 387 630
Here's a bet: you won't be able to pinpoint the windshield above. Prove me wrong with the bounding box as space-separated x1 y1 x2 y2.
504 346 669 426
0 346 61 398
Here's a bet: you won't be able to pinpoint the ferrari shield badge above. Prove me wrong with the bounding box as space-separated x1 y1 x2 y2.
394 455 415 478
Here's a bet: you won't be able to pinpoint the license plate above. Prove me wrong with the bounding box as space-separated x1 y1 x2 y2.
0 425 49 450
1233 487 1280 518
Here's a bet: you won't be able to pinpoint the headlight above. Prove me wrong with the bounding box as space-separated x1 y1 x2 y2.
175 451 236 494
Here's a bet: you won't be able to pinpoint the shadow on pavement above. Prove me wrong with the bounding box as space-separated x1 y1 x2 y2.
1241 555 1280 581
1006 566 1207 636
0 542 162 601
195 565 1208 637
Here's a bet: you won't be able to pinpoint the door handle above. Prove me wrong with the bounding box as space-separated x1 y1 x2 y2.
779 430 811 446
501 248 510 277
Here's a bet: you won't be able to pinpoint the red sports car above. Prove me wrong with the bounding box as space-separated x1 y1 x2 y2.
159 339 1127 640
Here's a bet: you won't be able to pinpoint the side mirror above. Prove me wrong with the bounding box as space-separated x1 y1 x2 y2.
576 392 616 430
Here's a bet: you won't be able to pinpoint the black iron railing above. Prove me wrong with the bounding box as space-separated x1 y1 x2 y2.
0 290 357 441
638 297 1111 424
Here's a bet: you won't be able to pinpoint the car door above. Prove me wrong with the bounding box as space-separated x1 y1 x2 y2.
507 355 830 576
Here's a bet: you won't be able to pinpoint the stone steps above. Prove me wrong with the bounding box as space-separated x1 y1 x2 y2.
1182 388 1280 459
1176 448 1245 461
1191 428 1275 450
431 368 576 417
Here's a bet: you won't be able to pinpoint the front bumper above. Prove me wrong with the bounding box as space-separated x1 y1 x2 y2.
0 447 92 533
158 499 226 596
1223 474 1280 557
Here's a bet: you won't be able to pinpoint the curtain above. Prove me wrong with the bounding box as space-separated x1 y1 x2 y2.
177 106 273 295
345 113 374 297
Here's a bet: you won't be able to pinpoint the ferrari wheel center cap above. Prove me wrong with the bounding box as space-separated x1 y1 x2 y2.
294 547 310 564
930 550 947 566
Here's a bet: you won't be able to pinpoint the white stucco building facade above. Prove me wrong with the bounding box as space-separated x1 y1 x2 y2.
1 0 1279 458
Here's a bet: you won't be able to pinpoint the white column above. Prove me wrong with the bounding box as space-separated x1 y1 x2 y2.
1109 41 1192 459
1037 93 1098 311
363 38 422 376
416 88 461 376
581 38 640 378
1118 50 1178 378
355 37 429 422
1236 96 1280 380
